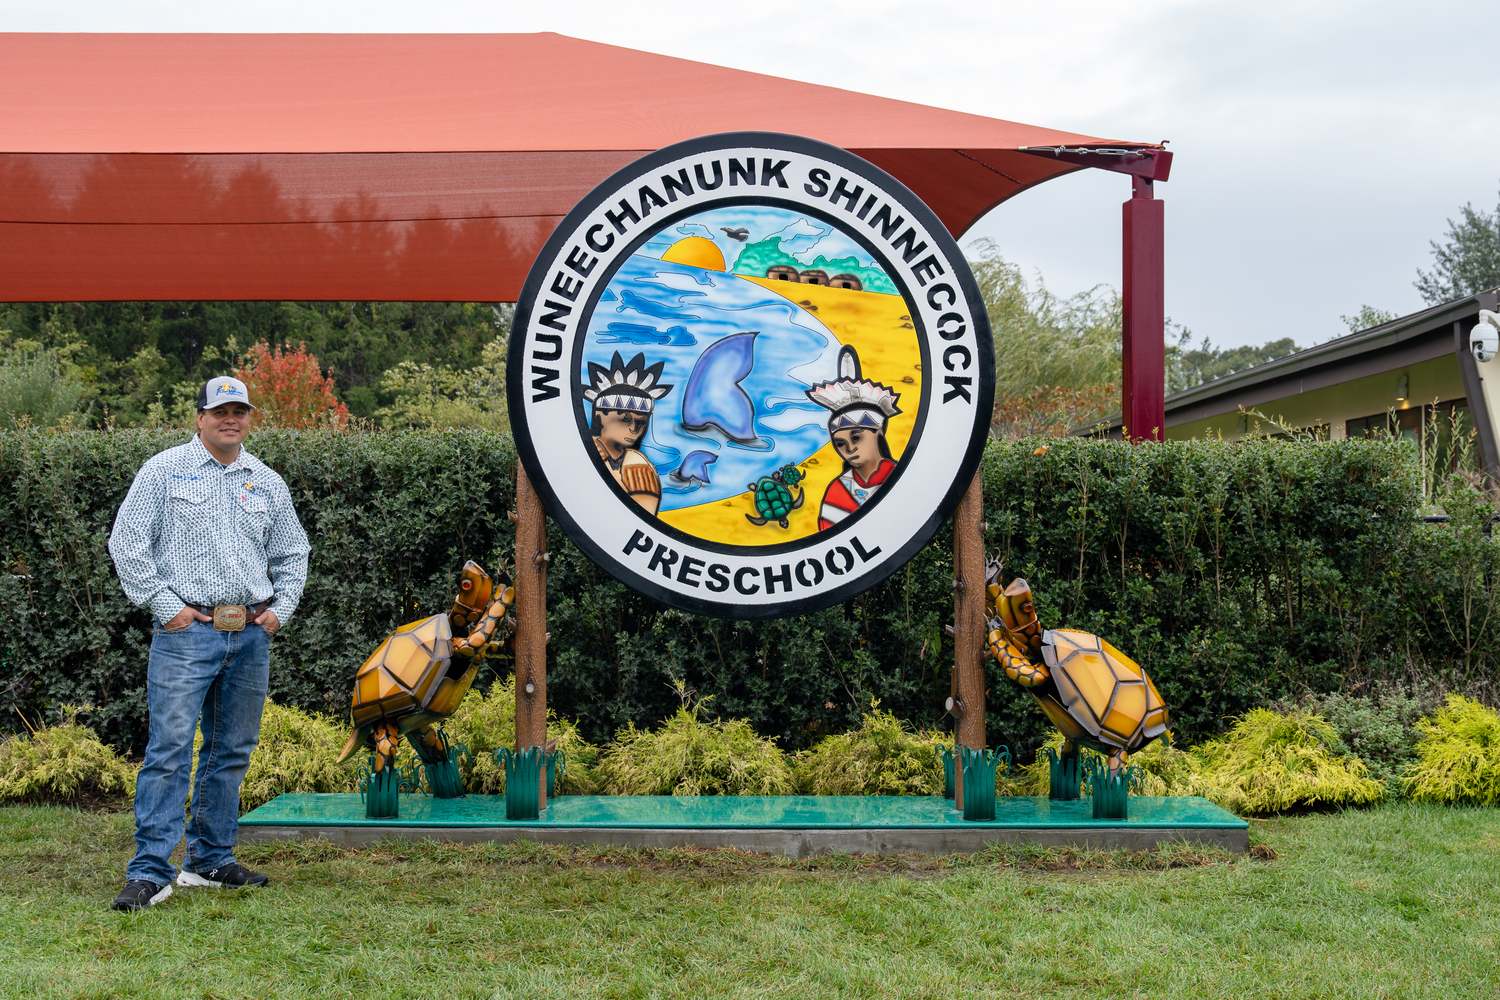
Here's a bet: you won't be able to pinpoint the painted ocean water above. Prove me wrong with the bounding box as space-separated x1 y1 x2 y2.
580 254 844 513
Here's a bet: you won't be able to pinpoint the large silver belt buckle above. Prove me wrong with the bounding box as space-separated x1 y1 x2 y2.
212 605 248 632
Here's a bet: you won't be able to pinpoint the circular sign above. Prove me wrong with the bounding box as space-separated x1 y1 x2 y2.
509 132 993 618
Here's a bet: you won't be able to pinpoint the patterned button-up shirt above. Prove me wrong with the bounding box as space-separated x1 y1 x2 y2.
109 435 310 626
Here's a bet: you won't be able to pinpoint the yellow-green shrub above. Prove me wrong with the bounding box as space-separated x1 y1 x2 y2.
1004 733 1198 796
0 712 137 802
595 708 794 796
423 677 599 795
1404 695 1500 805
1192 708 1384 814
239 701 358 811
794 708 946 795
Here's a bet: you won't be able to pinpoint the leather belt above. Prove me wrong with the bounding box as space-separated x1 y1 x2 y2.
189 602 269 632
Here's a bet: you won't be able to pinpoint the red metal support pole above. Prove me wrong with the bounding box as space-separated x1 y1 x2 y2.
1122 175 1165 441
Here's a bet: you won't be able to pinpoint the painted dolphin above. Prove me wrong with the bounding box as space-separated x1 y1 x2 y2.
674 450 718 484
682 331 758 443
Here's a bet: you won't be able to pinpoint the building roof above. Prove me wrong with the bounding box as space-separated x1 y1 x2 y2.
1088 288 1500 434
0 32 1165 302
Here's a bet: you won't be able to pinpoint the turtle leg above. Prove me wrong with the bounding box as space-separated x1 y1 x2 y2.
408 724 466 799
365 721 402 818
790 487 805 510
1048 738 1083 801
745 514 769 526
373 721 401 773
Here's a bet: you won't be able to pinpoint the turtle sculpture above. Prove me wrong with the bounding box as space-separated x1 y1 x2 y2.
337 560 515 808
746 464 805 528
984 557 1169 781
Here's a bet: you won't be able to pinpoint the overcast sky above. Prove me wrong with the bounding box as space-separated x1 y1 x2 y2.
5 0 1498 349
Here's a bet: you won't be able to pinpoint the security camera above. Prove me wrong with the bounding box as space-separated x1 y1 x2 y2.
1472 310 1500 362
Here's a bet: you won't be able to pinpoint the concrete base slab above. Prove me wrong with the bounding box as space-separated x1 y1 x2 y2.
238 794 1248 856
239 822 1247 856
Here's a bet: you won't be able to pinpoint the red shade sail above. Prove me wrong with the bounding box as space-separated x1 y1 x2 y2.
0 32 1161 302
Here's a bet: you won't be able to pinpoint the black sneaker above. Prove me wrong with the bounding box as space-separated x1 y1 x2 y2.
112 880 172 911
176 862 269 889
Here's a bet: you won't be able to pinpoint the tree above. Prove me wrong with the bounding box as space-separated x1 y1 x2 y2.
0 342 86 430
969 239 1122 438
1415 188 1500 305
1166 335 1302 394
375 334 508 430
0 300 508 427
234 341 349 429
1340 305 1398 333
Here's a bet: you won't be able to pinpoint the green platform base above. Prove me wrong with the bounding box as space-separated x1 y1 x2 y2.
240 794 1247 856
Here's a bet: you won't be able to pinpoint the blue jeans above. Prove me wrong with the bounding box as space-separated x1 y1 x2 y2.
127 619 269 886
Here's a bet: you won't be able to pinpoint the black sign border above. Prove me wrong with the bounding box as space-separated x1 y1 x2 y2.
509 131 994 620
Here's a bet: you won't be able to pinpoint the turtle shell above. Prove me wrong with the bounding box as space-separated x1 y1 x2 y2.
350 613 455 732
1036 628 1169 753
753 478 793 519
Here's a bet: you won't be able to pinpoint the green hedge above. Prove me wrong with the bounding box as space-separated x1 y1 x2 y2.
2 429 1494 761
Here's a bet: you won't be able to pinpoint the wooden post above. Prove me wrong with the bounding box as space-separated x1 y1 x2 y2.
950 470 986 811
1122 175 1165 442
513 461 548 810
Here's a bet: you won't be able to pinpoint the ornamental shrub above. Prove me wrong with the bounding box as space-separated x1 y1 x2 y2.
239 701 358 811
1191 708 1385 814
594 706 794 796
1004 732 1198 797
793 706 946 795
0 710 137 802
1277 687 1437 787
417 677 599 796
1404 694 1500 805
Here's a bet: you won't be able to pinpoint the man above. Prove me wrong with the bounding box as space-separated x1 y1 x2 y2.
107 376 310 911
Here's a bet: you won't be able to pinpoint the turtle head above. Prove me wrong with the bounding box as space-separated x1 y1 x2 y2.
984 556 1006 616
455 560 495 613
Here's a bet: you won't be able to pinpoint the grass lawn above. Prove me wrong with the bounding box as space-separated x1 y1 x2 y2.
0 802 1496 999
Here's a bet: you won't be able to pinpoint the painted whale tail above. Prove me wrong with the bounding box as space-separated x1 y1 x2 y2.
682 332 757 442
676 450 719 483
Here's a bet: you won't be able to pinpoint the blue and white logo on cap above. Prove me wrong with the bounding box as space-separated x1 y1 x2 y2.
199 376 256 410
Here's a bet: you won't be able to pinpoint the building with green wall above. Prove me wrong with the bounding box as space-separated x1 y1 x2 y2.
1096 289 1500 477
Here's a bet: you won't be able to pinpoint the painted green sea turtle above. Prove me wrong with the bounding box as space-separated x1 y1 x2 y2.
746 464 805 528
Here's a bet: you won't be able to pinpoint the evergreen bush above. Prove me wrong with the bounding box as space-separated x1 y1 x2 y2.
594 705 794 796
9 427 1497 770
0 710 137 802
1191 708 1385 813
1277 687 1437 787
1404 694 1500 805
792 707 946 795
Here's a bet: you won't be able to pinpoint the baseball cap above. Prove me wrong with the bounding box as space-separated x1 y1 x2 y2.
197 376 257 411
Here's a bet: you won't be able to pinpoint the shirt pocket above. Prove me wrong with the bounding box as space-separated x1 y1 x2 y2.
235 491 271 543
168 481 215 554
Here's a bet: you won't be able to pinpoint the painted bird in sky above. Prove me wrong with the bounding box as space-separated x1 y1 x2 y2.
721 227 749 242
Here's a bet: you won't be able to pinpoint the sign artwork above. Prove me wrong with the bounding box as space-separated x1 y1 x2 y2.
510 133 993 618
